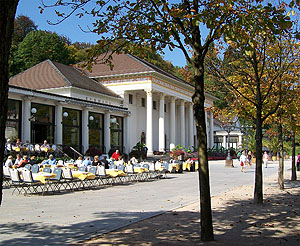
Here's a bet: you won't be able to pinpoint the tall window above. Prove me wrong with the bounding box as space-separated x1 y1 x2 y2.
129 94 133 104
141 98 145 107
214 136 223 149
110 116 123 151
31 103 55 144
62 108 82 151
6 99 21 141
228 136 238 149
153 101 157 110
88 112 104 151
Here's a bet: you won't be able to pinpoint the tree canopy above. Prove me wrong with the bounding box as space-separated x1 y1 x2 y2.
42 0 298 240
12 15 38 45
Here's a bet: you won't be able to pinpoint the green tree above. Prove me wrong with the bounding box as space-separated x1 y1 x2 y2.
43 0 297 240
12 15 38 45
12 30 71 75
207 30 298 202
9 15 38 77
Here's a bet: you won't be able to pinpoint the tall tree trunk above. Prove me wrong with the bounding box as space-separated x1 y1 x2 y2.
278 119 284 190
193 61 214 241
254 106 263 204
0 0 19 206
291 129 296 181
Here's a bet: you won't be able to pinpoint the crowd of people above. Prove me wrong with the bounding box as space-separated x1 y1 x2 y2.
238 150 253 173
4 147 126 170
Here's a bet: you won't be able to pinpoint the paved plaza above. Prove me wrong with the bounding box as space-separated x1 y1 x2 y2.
0 159 286 245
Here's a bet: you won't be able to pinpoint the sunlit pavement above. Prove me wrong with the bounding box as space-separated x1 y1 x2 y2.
0 159 289 245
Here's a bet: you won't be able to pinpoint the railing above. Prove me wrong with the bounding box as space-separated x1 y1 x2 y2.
56 145 84 160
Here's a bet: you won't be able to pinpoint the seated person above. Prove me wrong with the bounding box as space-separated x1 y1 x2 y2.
43 154 57 166
107 158 115 168
23 140 30 147
41 140 50 150
4 155 13 168
14 154 22 166
115 156 124 166
29 156 37 165
100 155 109 169
82 156 92 167
16 155 29 168
92 155 101 166
75 156 83 166
15 138 22 147
111 149 121 161
130 156 138 165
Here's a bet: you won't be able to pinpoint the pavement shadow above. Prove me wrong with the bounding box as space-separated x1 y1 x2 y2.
2 181 299 246
1 209 189 246
210 183 300 245
80 182 300 246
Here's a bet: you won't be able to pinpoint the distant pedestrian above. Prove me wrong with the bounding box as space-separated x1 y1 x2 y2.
240 151 247 173
247 151 252 168
297 153 300 171
263 151 269 168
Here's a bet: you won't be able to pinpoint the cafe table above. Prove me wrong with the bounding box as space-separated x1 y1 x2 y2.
32 172 56 184
72 171 95 180
105 169 126 177
133 167 149 173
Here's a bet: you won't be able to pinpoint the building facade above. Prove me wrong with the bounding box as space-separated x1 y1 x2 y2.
86 53 216 154
7 54 217 156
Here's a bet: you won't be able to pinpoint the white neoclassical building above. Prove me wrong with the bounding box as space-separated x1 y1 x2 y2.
7 53 217 156
85 53 217 155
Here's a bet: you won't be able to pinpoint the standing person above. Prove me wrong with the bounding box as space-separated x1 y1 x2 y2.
240 151 247 173
111 149 121 161
247 151 252 168
296 153 300 171
263 151 269 168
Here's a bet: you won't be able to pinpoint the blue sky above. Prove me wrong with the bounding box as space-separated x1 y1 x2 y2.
16 0 187 67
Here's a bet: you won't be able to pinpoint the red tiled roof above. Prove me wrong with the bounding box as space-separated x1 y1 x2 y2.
84 53 153 77
84 53 193 88
9 60 120 98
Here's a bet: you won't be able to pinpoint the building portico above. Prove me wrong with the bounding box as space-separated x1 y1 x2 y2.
86 53 216 155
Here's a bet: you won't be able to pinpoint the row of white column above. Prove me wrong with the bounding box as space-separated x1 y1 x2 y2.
145 90 195 155
22 100 113 154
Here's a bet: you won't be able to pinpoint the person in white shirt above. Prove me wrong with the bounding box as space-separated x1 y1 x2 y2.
240 151 247 173
263 151 269 168
115 156 124 166
14 154 22 166
4 155 13 168
75 156 83 166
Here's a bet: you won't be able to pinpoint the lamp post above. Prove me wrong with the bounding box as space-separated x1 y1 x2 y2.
29 107 37 121
241 123 251 151
223 120 236 167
